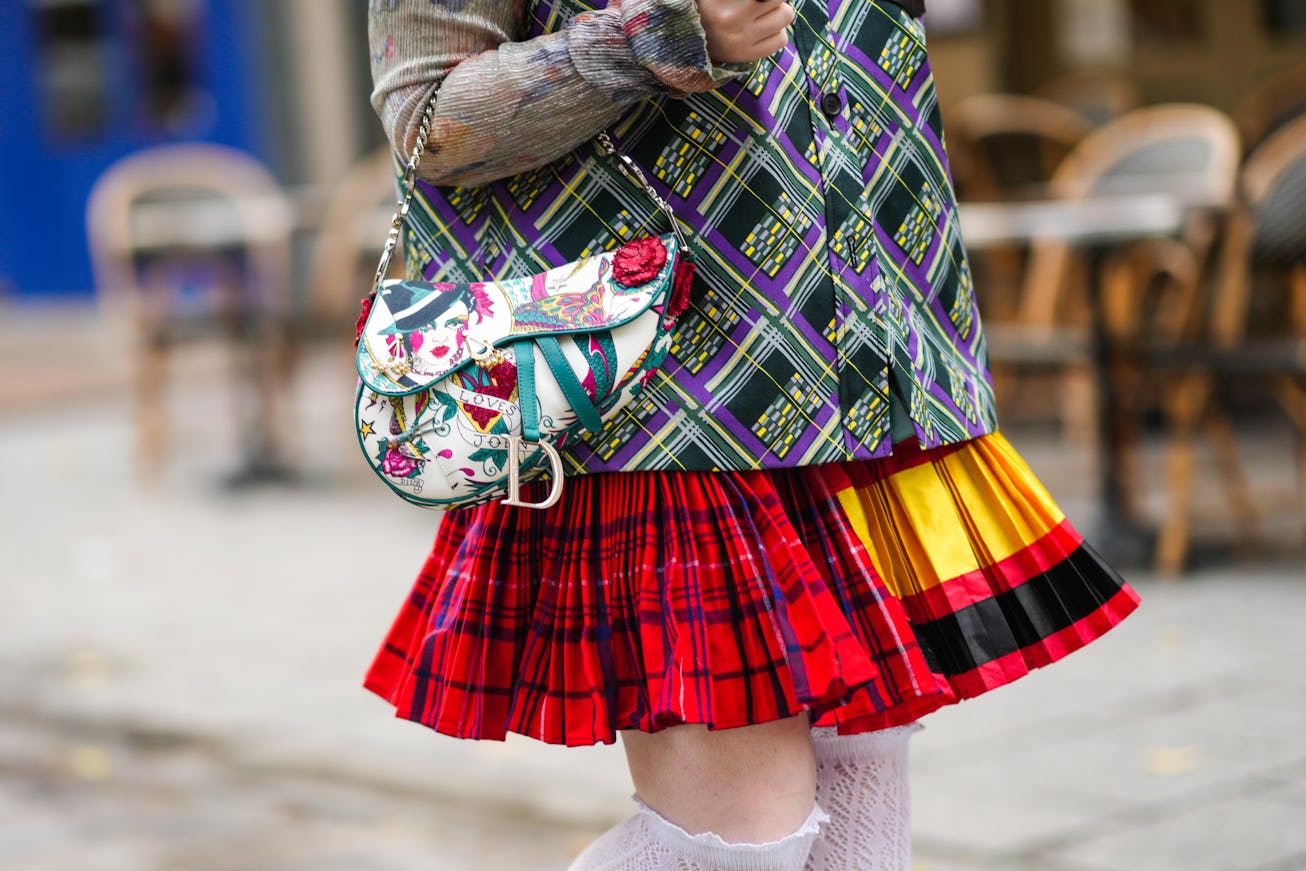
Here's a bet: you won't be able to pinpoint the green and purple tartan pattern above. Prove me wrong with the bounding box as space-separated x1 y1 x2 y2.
402 0 997 473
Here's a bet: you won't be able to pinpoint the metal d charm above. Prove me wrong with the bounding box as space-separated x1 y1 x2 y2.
501 436 565 509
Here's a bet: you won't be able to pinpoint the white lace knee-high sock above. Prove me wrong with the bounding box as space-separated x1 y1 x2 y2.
805 724 921 871
567 799 827 871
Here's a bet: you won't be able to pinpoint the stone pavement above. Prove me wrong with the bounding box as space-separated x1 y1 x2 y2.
1 335 1305 871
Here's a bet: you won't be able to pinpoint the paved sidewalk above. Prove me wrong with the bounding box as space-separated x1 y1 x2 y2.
2 339 1304 870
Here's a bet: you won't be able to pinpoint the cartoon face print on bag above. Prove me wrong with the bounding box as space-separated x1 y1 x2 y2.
382 282 508 378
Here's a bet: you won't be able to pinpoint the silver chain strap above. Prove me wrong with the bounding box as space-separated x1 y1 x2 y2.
594 132 689 251
370 101 687 296
371 100 436 294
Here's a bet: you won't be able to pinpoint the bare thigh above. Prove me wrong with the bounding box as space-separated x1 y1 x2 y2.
621 715 816 844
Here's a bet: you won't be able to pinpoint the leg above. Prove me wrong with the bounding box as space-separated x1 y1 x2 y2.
568 716 823 870
806 724 920 871
624 716 818 843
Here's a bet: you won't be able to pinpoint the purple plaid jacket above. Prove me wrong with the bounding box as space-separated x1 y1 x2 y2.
369 0 997 473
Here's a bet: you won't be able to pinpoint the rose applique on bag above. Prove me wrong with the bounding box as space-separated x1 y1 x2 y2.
612 237 667 286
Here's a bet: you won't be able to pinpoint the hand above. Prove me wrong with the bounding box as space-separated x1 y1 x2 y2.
697 0 795 65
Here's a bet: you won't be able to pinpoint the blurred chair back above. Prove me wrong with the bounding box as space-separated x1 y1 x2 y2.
1233 62 1306 152
1021 104 1242 330
1213 113 1306 348
88 144 292 323
948 94 1094 322
86 143 293 478
1049 104 1241 202
948 94 1094 202
986 105 1238 451
1035 71 1143 127
297 146 402 476
1240 115 1306 269
302 145 401 344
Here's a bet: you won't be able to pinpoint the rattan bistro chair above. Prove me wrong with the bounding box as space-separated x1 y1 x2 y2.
988 105 1241 455
1233 62 1306 152
300 146 402 347
87 143 294 480
1150 114 1306 573
948 94 1094 205
947 94 1094 332
1025 104 1242 332
294 146 404 472
1048 106 1245 571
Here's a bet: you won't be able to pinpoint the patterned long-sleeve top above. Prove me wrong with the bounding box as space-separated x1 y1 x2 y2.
368 0 996 474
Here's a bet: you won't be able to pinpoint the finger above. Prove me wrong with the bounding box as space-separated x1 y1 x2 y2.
754 1 795 27
749 30 790 56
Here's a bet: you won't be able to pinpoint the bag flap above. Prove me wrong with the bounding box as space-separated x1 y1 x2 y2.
356 235 681 395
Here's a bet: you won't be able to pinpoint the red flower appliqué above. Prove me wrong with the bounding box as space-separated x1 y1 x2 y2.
612 237 668 287
353 293 375 347
667 258 696 318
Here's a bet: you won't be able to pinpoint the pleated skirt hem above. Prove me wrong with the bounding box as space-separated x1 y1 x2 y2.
364 434 1140 747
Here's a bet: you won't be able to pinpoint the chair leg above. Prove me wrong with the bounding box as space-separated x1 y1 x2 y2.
255 323 292 464
1289 267 1306 535
136 336 168 482
1203 407 1258 553
1155 374 1210 578
1297 386 1306 540
1276 380 1306 434
1276 378 1306 539
1104 358 1146 522
1061 365 1099 453
236 326 286 473
988 360 1016 418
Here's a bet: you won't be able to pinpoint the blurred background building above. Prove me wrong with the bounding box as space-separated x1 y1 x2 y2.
929 0 1306 110
4 0 1304 298
0 0 379 299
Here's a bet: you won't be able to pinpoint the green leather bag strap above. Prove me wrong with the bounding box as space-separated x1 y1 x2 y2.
514 340 541 442
537 336 604 434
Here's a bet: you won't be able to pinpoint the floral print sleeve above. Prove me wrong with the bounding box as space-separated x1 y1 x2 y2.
369 0 753 188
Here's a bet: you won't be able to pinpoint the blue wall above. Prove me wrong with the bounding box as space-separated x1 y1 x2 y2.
0 0 269 298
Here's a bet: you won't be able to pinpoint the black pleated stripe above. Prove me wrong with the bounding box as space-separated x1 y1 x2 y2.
911 542 1131 677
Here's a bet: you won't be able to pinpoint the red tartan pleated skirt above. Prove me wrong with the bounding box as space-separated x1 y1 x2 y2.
364 433 1140 746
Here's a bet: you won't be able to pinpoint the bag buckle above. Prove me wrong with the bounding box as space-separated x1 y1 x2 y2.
501 436 565 509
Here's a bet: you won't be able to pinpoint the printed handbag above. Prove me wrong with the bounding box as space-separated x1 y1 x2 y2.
353 103 695 511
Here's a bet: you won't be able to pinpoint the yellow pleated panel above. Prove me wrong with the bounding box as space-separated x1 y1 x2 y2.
836 434 1067 598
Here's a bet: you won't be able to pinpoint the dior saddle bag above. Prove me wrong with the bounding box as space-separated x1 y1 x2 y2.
353 103 694 511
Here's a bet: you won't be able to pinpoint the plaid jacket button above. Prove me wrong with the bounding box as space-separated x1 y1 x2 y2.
820 91 843 118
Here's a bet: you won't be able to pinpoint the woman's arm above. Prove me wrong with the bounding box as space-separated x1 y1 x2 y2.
370 0 764 188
